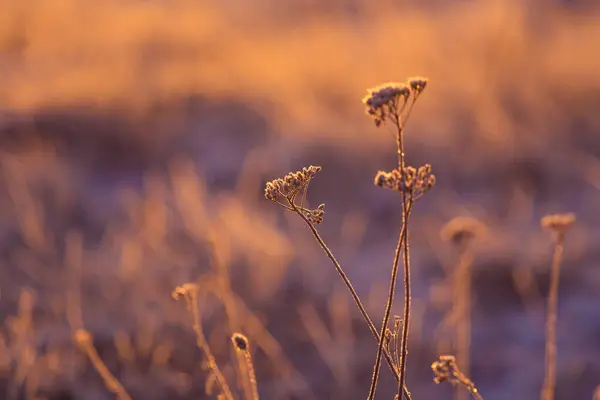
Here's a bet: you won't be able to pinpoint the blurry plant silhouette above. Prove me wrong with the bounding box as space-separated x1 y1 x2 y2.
540 213 576 400
440 216 487 400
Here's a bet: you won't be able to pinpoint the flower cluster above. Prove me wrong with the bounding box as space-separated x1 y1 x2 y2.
431 355 457 384
431 355 481 398
362 77 428 126
408 77 428 95
264 165 321 203
264 166 326 224
374 164 435 198
302 203 325 224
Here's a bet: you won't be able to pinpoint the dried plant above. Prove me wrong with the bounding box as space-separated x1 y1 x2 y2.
231 333 259 400
431 355 483 400
265 77 434 400
440 216 487 400
365 78 434 400
265 165 412 399
540 213 576 400
172 283 235 400
73 329 133 400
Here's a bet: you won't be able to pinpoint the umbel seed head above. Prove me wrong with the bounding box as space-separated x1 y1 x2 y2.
264 165 322 203
362 77 429 126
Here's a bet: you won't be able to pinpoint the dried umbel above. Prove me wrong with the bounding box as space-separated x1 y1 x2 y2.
302 203 325 224
408 77 428 96
431 355 483 400
362 77 428 127
264 166 326 224
431 355 456 384
171 283 200 302
541 213 576 236
440 216 487 247
374 164 435 199
264 165 321 203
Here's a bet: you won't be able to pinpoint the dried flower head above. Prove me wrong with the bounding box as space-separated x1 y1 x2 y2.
362 82 411 126
265 166 326 224
431 355 456 384
231 333 249 351
541 213 576 236
374 164 435 199
440 216 487 246
264 166 321 203
407 77 429 96
73 328 93 348
171 283 200 301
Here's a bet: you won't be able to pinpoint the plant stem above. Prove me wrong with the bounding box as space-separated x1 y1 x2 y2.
455 246 474 400
367 201 412 400
541 233 565 400
291 203 411 400
368 108 414 400
185 291 235 400
397 196 411 399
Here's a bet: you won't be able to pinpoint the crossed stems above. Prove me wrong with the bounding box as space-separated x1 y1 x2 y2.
284 188 412 400
368 94 419 400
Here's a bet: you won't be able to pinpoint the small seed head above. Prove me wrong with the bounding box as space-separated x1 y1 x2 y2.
231 332 249 351
541 213 576 235
440 216 487 246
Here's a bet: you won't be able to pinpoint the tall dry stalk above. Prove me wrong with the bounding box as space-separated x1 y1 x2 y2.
364 79 433 400
264 78 434 399
440 216 487 400
431 355 484 400
540 213 576 400
172 283 234 400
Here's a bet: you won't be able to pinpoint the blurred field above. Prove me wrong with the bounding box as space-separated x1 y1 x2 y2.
0 0 599 399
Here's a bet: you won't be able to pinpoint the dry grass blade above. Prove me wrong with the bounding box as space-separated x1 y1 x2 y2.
73 329 133 400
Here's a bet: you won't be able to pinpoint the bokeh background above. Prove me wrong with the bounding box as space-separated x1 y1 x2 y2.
1 0 599 398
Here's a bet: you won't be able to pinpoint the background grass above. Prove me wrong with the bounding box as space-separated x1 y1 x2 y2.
0 0 599 399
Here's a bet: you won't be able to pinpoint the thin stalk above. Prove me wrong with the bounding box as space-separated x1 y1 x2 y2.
541 233 565 400
367 201 412 400
291 201 411 400
454 247 474 400
397 194 412 399
369 100 415 400
184 292 234 400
